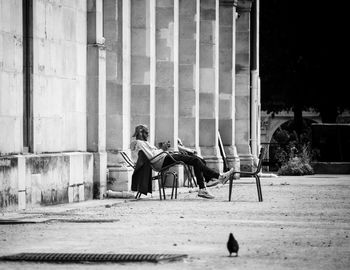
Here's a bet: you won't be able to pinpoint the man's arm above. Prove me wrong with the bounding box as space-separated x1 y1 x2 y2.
178 143 196 155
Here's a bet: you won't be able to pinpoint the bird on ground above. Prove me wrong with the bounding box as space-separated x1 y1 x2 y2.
227 233 239 257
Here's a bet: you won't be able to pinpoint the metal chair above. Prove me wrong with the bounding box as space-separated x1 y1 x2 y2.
228 147 266 202
120 151 181 200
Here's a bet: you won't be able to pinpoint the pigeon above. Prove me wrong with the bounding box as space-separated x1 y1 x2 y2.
227 233 239 257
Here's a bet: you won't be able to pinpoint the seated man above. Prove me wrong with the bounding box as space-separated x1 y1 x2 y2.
130 124 235 199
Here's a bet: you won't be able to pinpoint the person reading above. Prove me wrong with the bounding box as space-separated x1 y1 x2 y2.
130 124 235 199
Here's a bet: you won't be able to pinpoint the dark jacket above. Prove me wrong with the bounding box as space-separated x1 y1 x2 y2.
131 150 153 195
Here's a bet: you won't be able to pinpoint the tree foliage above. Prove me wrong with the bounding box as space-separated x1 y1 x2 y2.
260 0 348 123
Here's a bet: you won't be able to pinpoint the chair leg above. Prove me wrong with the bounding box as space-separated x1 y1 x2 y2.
183 166 189 187
171 173 175 199
161 173 166 200
228 178 233 201
189 167 197 187
175 174 178 199
255 175 263 202
158 176 162 200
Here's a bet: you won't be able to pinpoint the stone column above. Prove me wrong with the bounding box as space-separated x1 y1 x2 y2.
155 0 183 186
150 0 156 145
155 0 176 146
104 0 133 191
122 0 131 151
250 0 260 158
178 0 197 150
105 0 123 152
235 0 254 171
130 0 151 131
219 0 240 171
87 0 107 198
199 0 222 171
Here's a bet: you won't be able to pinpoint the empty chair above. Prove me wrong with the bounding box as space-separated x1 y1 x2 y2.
228 148 266 202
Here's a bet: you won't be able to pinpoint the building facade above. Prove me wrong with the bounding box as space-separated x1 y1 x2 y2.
0 0 260 210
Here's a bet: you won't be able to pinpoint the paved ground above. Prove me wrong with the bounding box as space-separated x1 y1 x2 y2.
0 174 350 269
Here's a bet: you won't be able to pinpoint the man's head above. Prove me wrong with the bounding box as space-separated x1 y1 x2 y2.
132 124 149 141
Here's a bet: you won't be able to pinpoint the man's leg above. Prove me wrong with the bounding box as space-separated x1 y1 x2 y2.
162 154 219 189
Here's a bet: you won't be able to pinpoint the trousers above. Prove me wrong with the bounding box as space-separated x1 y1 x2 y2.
162 153 220 189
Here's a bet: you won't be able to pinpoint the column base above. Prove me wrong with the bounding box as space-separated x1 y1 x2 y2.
163 165 184 188
92 151 107 199
107 151 133 192
200 146 223 172
108 166 133 192
224 145 240 176
239 154 255 172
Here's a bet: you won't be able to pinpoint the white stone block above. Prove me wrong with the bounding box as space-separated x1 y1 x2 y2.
63 112 78 150
31 174 42 205
17 156 26 190
76 11 87 43
18 191 26 210
76 112 87 151
108 167 133 192
0 72 22 116
79 184 85 201
69 153 84 185
1 0 22 34
0 116 21 154
68 186 74 203
33 116 63 153
75 77 87 113
76 44 87 76
33 0 46 39
61 79 76 112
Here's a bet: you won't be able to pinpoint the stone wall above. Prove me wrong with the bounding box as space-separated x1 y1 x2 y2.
0 0 23 155
32 0 87 152
0 1 95 210
0 153 93 210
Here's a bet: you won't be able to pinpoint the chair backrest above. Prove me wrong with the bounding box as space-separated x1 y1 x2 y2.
218 131 230 172
255 147 266 173
121 149 186 175
120 151 136 169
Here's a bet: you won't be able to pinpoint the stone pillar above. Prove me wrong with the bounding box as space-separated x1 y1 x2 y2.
130 0 151 131
178 0 197 150
87 0 107 198
155 0 176 146
199 0 222 171
105 0 123 152
150 0 156 145
104 0 133 191
122 0 131 151
235 0 254 171
219 0 240 171
154 0 183 186
250 0 260 158
195 0 200 153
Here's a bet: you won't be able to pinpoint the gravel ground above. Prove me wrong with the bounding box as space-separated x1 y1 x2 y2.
0 174 350 269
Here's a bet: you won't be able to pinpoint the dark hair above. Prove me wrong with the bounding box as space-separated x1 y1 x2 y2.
132 124 149 140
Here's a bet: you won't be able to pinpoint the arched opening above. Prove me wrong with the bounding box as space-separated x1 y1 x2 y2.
266 118 317 171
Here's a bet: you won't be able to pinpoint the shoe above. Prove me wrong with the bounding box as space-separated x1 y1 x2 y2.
198 188 215 199
206 178 220 187
218 168 235 184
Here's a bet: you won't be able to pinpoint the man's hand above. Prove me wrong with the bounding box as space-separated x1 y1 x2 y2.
159 141 171 151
